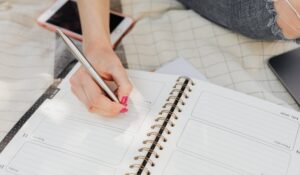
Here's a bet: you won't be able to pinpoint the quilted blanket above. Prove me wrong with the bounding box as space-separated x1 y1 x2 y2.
0 0 299 140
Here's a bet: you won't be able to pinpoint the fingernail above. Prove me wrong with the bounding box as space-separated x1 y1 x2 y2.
120 96 128 106
120 107 128 113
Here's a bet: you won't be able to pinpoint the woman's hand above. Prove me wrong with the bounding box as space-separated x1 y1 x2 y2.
70 44 132 117
75 0 132 116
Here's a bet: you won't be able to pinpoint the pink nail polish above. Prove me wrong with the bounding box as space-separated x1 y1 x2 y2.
120 96 128 105
120 108 128 113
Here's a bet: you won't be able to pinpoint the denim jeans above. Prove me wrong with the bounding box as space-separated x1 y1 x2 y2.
178 0 286 41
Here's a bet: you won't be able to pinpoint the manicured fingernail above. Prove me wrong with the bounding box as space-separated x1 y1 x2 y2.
120 107 128 113
120 96 128 106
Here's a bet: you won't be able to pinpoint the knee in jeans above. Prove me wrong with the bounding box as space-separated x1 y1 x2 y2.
275 0 300 39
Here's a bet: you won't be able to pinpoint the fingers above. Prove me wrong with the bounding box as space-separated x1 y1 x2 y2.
110 65 133 105
81 74 126 116
70 67 126 117
71 83 89 108
80 47 132 106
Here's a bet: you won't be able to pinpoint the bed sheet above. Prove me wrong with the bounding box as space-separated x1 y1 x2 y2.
1 0 299 141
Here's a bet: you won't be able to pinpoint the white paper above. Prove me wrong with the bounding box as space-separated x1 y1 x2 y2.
151 78 300 175
1 68 300 175
156 57 207 81
0 66 179 175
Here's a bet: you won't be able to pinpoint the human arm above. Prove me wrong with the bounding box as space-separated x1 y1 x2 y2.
70 0 132 116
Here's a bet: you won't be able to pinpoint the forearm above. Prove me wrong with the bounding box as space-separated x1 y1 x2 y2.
73 0 132 117
77 0 111 50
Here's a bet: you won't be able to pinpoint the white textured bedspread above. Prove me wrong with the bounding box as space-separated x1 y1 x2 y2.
119 0 299 108
0 0 299 140
0 0 55 139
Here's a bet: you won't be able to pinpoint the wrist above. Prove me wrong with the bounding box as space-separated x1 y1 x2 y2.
83 38 113 54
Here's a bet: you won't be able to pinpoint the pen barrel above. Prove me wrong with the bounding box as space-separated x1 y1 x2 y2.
57 29 120 103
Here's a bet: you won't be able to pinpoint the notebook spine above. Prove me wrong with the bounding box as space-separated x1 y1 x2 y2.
125 76 195 175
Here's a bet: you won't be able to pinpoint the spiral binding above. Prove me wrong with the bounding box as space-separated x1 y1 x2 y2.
125 76 195 175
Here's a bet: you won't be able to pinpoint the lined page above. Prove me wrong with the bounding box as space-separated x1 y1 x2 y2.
176 121 290 175
0 68 180 175
192 92 299 150
150 78 300 175
164 151 242 175
31 113 134 165
6 142 115 175
0 0 55 141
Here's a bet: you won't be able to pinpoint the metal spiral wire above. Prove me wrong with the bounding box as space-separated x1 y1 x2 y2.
126 77 195 175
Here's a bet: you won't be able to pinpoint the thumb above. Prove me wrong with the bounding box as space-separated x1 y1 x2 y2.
111 67 133 105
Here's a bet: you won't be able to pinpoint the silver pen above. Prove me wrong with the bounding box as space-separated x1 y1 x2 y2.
56 28 120 103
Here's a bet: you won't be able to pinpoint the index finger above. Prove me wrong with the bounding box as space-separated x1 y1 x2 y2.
110 66 133 103
80 74 126 116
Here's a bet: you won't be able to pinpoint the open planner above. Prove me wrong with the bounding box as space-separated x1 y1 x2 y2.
0 63 300 175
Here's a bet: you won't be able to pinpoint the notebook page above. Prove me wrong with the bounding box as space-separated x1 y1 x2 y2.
0 1 55 141
149 78 300 175
0 66 180 175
